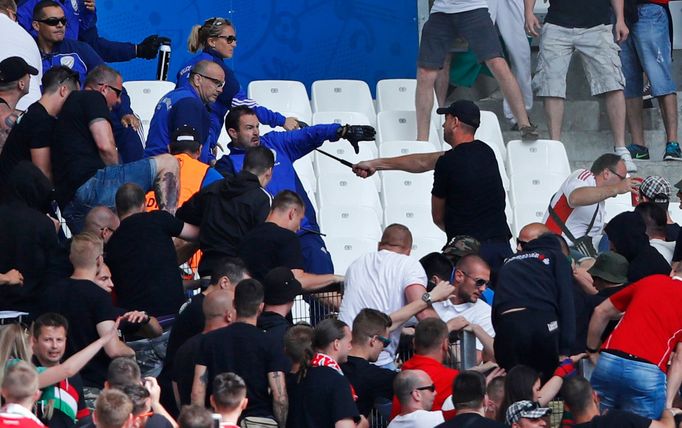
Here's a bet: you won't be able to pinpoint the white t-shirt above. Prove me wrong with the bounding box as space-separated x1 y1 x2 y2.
387 410 445 428
433 298 495 351
339 249 427 367
0 14 43 111
431 0 488 14
544 169 605 241
650 239 675 264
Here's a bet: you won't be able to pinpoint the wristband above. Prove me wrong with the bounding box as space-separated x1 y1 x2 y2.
553 358 576 379
586 345 600 353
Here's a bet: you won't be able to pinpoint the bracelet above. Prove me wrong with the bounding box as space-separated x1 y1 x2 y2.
586 345 600 353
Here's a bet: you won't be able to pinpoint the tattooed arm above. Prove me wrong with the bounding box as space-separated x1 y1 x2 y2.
191 364 208 406
268 371 288 427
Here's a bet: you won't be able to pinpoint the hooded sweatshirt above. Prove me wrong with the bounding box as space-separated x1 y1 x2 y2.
176 170 272 276
0 162 58 312
605 212 671 283
493 234 576 355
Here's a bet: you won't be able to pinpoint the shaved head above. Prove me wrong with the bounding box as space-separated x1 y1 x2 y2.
379 224 413 255
203 289 234 320
518 223 550 245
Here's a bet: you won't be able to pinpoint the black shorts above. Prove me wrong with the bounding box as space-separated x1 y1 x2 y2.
418 8 503 69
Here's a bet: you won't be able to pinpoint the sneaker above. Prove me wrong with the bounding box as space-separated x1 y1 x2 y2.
615 146 637 172
520 124 539 140
626 143 650 160
664 141 682 161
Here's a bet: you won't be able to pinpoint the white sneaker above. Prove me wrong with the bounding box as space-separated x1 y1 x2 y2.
615 146 637 172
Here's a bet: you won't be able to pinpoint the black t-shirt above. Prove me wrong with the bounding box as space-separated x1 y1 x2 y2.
287 366 360 428
545 0 611 28
164 293 205 374
571 280 594 354
237 222 305 281
340 356 396 417
0 102 55 189
257 311 293 372
432 141 510 241
666 223 680 242
105 211 185 317
52 90 111 206
436 413 507 428
674 228 682 262
574 410 650 428
45 278 124 388
197 322 290 418
172 333 202 407
0 202 59 313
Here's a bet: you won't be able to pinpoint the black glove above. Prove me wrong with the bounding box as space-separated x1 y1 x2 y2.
338 124 376 154
296 120 309 128
136 35 171 59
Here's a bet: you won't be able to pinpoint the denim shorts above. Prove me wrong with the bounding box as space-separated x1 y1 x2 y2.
591 351 666 419
418 9 503 68
533 23 625 98
63 158 156 233
620 4 676 99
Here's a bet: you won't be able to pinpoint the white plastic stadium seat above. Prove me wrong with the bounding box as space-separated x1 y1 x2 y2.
376 111 440 149
512 202 549 236
379 140 436 205
604 192 634 223
122 80 175 139
411 237 447 260
314 140 379 192
383 204 446 241
293 154 317 194
669 205 682 225
311 80 376 127
247 80 312 123
475 110 507 159
376 79 417 112
317 174 383 224
319 205 382 240
510 173 567 206
325 236 377 275
506 139 571 177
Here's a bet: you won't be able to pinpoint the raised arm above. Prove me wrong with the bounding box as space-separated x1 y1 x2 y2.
352 151 444 177
568 179 636 207
389 281 454 328
96 319 135 358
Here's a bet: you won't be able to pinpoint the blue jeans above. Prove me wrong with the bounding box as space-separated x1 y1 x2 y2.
63 158 156 233
591 351 666 419
620 4 676 99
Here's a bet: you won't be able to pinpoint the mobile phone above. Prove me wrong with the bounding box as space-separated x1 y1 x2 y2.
212 413 221 428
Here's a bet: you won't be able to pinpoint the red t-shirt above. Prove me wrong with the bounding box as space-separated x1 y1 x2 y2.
0 404 46 428
389 354 459 420
603 275 682 372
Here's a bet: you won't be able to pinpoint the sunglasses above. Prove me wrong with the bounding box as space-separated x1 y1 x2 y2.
215 35 237 44
36 16 67 26
459 270 489 288
374 334 391 347
192 72 225 89
99 83 122 98
607 168 626 181
415 384 436 393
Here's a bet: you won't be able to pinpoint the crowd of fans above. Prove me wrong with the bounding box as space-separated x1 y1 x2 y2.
1 0 682 427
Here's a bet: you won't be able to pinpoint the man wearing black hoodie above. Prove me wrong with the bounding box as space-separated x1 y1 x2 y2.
176 145 274 278
604 211 671 283
492 233 575 382
0 161 59 314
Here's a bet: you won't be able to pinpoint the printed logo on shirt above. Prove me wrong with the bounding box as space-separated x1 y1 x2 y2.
547 321 558 332
60 56 75 69
71 0 78 12
506 252 550 265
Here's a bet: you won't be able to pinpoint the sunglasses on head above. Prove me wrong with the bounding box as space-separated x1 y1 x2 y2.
36 16 67 26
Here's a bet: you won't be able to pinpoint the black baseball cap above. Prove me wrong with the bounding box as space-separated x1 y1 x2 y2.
171 125 201 143
436 100 480 129
263 267 303 305
0 57 38 84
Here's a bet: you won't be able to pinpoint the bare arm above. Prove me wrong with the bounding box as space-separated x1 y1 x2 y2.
568 179 636 207
89 119 119 165
145 377 178 428
432 195 446 232
651 408 676 428
389 281 454 329
268 371 288 428
178 223 200 242
191 364 208 406
666 343 682 408
30 148 52 182
523 0 541 36
38 320 120 388
610 0 629 42
586 300 622 364
404 284 439 320
352 151 443 177
96 320 135 358
292 269 343 291
468 324 495 362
